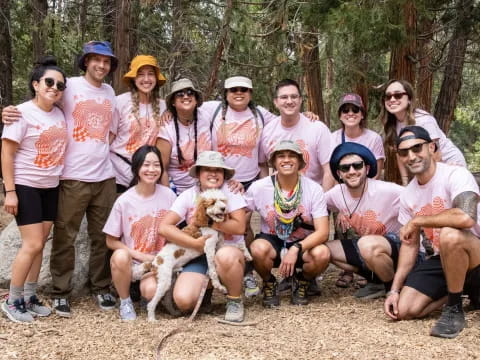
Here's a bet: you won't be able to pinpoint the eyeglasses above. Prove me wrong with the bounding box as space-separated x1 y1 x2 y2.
277 94 301 101
175 89 195 98
338 160 364 173
397 142 428 157
228 87 249 93
340 105 360 114
42 77 66 91
384 92 407 101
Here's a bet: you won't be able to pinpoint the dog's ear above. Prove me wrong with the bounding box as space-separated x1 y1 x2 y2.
194 198 209 227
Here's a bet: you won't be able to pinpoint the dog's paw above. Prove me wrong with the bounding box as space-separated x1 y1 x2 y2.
244 252 253 262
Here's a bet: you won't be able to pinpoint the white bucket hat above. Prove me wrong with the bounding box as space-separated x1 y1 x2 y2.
268 140 306 170
188 151 235 180
224 76 253 89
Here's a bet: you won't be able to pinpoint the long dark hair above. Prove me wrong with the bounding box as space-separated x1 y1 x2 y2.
29 55 67 97
129 145 164 187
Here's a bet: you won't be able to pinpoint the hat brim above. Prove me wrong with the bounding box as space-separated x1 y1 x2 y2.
79 52 118 73
122 67 166 87
188 165 235 180
329 143 377 182
268 150 306 171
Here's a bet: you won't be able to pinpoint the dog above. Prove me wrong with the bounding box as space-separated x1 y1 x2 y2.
132 188 252 321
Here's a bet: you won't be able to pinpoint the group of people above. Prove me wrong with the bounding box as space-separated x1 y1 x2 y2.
1 40 479 340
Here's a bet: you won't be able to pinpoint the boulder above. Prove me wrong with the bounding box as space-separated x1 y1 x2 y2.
0 218 91 296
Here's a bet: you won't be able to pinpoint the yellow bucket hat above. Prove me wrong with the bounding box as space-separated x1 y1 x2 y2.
123 55 166 87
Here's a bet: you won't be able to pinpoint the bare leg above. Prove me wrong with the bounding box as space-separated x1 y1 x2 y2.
110 249 132 299
249 238 277 280
358 235 395 282
215 246 245 297
302 244 330 279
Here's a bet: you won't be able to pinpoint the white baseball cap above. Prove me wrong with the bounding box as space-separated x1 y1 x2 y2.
224 76 253 89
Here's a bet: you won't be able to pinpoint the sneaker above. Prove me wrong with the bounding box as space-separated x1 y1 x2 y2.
25 295 51 317
94 293 116 310
307 278 322 297
224 297 244 323
119 299 137 321
53 298 71 318
278 276 293 295
430 304 466 339
1 298 34 323
353 282 386 299
244 272 260 298
262 276 280 308
291 276 309 306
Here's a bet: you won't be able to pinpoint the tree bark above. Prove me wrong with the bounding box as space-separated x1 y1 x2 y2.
416 17 434 112
434 0 472 134
324 36 334 124
31 0 48 61
204 0 233 100
80 0 89 43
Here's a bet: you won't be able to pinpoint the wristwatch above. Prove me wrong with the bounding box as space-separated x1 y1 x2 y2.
293 242 303 253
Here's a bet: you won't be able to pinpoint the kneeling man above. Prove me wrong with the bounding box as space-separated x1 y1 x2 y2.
245 140 330 307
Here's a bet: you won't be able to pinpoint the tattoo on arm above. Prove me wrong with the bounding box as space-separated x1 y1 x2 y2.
453 191 479 221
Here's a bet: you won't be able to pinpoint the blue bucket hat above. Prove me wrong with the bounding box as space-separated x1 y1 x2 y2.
330 142 377 182
78 41 118 73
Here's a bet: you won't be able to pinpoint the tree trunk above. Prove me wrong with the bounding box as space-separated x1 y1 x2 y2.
301 32 326 126
324 36 334 124
80 0 89 43
31 0 48 61
416 17 434 112
353 53 369 127
434 0 472 134
204 0 233 100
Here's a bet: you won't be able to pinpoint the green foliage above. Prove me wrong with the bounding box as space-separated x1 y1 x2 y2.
450 101 480 171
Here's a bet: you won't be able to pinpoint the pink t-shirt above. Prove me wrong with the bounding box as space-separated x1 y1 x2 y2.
326 178 403 236
398 162 480 254
170 184 247 244
260 114 333 184
109 92 167 187
202 101 276 182
244 175 328 243
396 109 466 167
103 184 177 262
1 100 67 188
331 128 385 160
157 107 212 193
61 76 116 181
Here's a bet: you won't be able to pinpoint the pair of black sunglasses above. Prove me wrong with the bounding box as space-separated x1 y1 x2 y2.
384 92 407 101
228 87 249 93
338 160 364 173
43 77 66 91
340 105 360 114
397 142 428 157
175 89 195 98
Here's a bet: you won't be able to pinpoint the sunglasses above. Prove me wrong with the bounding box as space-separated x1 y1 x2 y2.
338 160 364 173
42 77 66 91
228 87 249 93
397 142 428 157
175 89 195 98
384 92 407 101
340 105 360 114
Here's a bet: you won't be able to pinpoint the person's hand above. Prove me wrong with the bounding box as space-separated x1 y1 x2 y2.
227 179 244 194
137 252 155 264
160 110 172 124
193 234 211 253
336 213 350 233
2 106 21 125
303 111 319 122
278 246 298 278
4 191 18 216
399 221 419 246
384 291 400 320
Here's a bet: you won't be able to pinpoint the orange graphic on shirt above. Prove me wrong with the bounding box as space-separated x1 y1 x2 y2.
267 139 310 174
72 99 112 143
34 124 67 168
130 210 168 254
178 132 211 172
415 196 446 250
217 118 258 158
341 210 387 236
125 115 160 154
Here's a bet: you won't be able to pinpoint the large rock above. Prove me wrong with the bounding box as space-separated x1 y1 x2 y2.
0 218 91 296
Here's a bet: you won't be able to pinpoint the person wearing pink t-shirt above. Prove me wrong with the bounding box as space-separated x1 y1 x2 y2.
110 55 167 192
157 79 212 194
259 79 335 191
159 151 248 323
103 146 176 321
1 57 67 323
384 126 480 339
246 140 330 307
380 79 466 186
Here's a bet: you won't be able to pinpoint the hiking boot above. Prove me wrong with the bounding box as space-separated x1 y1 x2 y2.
353 282 386 299
244 272 260 298
224 297 244 323
1 298 34 323
25 295 51 317
53 298 71 318
291 276 309 306
262 276 280 308
430 304 466 339
307 278 322 297
94 293 116 310
119 299 137 321
278 276 293 295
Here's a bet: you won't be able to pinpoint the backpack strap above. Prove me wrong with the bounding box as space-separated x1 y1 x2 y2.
210 103 223 134
256 106 265 126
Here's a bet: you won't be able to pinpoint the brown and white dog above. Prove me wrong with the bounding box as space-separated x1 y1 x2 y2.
132 188 252 321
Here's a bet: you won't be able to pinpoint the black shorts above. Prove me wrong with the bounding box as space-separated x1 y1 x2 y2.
241 175 259 192
404 255 447 301
255 233 304 269
14 184 59 226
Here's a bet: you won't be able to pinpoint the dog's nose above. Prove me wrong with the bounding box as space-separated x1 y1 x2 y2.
219 206 226 213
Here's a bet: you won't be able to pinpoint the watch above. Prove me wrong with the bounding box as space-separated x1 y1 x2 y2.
293 242 303 253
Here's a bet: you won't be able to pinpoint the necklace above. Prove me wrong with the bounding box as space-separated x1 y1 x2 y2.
273 175 302 241
340 179 367 219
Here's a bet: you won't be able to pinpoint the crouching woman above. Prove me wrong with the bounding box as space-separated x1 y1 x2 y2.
159 151 247 322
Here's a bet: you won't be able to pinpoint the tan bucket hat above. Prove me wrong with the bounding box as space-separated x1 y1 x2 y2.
188 151 235 180
166 78 203 113
268 140 306 170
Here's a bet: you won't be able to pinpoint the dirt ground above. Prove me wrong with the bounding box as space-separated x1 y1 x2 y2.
1 195 480 359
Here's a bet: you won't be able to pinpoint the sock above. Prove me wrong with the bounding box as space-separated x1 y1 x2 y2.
120 297 132 305
226 295 241 302
447 291 462 307
8 284 23 304
23 282 37 301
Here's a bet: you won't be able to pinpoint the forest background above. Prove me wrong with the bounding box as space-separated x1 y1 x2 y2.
1 0 480 181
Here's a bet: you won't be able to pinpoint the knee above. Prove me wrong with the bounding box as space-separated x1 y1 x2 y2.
439 227 465 250
110 249 132 272
357 237 385 261
215 247 243 269
173 289 196 312
140 280 157 301
250 240 273 261
308 245 330 266
20 240 44 255
396 301 423 320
